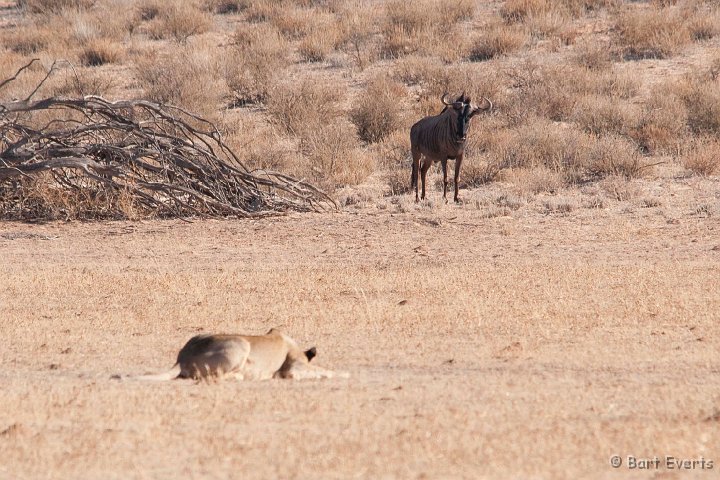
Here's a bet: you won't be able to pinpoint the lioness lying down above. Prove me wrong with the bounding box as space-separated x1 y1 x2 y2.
116 329 347 381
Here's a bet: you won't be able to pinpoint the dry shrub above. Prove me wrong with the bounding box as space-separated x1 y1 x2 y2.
594 70 639 99
573 41 614 71
134 46 226 116
17 0 95 13
669 75 720 134
492 122 592 183
299 29 338 62
586 135 645 179
683 136 720 176
0 174 144 221
501 0 551 22
50 69 114 96
385 168 411 196
266 79 343 136
501 0 617 22
2 26 51 55
148 1 212 43
505 62 639 123
525 10 576 43
381 0 473 60
300 120 375 187
335 6 376 68
599 175 640 201
631 93 687 153
543 197 575 214
468 22 527 61
271 5 335 40
461 155 506 186
205 0 249 14
350 76 406 144
226 24 288 105
0 55 55 100
443 0 475 22
615 5 694 59
501 167 565 195
572 95 638 136
79 39 124 66
505 63 580 121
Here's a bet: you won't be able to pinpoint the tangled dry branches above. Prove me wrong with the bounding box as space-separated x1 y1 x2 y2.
0 60 336 220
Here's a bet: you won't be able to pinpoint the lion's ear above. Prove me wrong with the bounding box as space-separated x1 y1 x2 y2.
304 347 317 362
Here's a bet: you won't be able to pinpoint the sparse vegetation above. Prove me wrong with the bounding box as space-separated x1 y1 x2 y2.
1 0 719 218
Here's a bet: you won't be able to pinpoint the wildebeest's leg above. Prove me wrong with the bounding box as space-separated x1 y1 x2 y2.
441 159 448 202
454 154 463 203
420 158 432 200
412 149 421 202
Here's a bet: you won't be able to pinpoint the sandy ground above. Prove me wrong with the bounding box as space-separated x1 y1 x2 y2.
1 179 719 479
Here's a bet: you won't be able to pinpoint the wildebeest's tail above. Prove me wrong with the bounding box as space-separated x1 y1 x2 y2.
411 158 418 189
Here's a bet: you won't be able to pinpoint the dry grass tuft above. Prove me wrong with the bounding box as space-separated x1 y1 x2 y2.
79 39 124 66
17 0 95 14
350 76 406 144
298 29 338 62
225 24 288 105
300 120 375 188
134 46 226 116
616 7 693 59
683 136 720 176
573 41 614 71
205 0 249 15
266 79 343 136
572 94 638 136
501 0 617 23
2 26 51 55
586 135 645 179
669 74 720 134
468 22 527 61
631 92 687 153
148 1 212 43
381 0 473 60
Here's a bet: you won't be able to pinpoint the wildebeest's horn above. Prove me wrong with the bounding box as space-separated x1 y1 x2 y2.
441 93 453 106
481 96 493 111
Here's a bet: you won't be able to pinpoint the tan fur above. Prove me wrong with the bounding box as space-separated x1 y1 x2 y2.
114 329 348 381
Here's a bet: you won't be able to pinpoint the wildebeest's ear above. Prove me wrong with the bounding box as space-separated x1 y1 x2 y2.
304 347 317 362
455 93 465 103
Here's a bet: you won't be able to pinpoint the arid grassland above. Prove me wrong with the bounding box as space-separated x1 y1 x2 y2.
1 0 720 478
1 185 719 478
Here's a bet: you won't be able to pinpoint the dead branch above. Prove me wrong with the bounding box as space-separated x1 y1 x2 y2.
0 87 337 219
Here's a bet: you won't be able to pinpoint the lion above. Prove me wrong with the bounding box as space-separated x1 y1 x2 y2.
114 329 347 381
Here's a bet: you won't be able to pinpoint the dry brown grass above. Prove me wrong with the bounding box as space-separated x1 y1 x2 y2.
147 1 212 43
300 120 375 187
571 94 638 136
133 45 226 116
468 21 527 61
17 0 95 14
1 0 719 236
350 76 406 144
2 208 717 478
615 3 720 59
501 0 618 23
266 79 343 136
381 0 474 60
669 73 720 134
79 39 124 66
683 135 720 175
225 24 288 105
586 134 646 179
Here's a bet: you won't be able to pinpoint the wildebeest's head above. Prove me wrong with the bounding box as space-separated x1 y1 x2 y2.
441 93 493 142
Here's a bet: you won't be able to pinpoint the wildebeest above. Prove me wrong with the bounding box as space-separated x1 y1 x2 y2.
410 93 492 203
